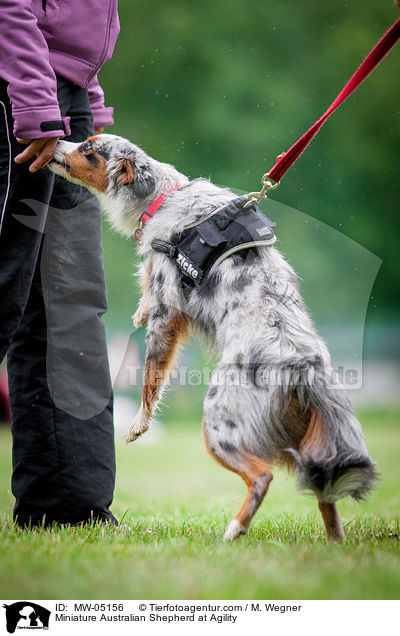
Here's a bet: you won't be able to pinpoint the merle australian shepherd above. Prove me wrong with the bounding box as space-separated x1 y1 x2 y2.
50 134 377 542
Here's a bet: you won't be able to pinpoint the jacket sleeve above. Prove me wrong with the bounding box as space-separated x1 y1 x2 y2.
87 75 114 129
0 0 70 139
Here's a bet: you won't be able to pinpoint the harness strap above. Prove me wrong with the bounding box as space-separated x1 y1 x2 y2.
151 196 276 288
267 17 400 184
151 239 177 258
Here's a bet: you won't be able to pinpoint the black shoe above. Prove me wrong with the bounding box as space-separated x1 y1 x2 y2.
14 509 118 529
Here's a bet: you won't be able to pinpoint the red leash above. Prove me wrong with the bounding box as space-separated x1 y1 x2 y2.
251 16 400 200
137 19 399 236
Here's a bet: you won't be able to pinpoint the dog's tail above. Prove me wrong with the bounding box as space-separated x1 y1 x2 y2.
287 373 378 503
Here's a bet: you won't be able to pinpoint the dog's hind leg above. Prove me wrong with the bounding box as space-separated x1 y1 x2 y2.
317 501 345 543
202 420 273 541
297 408 346 542
125 311 188 442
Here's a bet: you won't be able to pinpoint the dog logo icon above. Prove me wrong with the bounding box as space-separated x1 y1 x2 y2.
2 602 50 634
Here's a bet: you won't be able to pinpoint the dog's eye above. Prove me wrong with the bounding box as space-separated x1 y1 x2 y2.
80 142 92 153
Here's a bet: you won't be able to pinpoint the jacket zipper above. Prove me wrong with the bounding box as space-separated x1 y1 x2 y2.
87 0 115 84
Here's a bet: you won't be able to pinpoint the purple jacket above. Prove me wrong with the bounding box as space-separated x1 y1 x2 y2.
0 0 120 139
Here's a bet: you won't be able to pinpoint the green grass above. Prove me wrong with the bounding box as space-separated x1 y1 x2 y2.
0 407 399 600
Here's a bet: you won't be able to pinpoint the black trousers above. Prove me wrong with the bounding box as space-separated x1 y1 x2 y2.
0 77 116 526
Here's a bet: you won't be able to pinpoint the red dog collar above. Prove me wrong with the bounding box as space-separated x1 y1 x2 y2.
134 182 180 244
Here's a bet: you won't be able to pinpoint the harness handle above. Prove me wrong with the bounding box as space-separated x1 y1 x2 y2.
249 16 400 203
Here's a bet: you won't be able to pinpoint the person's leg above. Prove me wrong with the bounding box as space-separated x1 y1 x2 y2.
7 77 116 526
0 79 53 362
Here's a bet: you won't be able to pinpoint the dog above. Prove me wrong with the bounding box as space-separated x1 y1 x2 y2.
50 134 377 542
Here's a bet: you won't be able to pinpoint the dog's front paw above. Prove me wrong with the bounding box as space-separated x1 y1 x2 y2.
132 307 149 329
223 519 247 541
124 407 150 443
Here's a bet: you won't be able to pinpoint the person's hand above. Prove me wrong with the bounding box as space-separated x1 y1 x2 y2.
395 0 400 7
94 127 104 135
15 137 60 172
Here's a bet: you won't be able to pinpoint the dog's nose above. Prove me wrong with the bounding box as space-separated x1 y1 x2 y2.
52 139 69 161
52 144 63 161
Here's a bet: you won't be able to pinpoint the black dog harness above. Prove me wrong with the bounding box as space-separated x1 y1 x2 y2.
150 195 276 289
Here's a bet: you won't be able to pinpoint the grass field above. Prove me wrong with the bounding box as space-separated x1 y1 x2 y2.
0 407 399 600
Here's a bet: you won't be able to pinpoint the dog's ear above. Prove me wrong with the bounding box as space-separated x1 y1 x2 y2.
133 163 156 199
115 157 155 198
115 158 135 185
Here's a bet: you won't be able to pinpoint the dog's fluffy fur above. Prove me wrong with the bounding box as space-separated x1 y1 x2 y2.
50 134 377 541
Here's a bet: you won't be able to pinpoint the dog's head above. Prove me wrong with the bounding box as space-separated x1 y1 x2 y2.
49 133 187 237
50 133 156 199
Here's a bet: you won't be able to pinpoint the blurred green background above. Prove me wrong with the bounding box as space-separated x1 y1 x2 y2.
95 0 399 417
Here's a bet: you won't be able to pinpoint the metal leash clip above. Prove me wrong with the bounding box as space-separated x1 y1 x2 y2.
245 154 283 207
